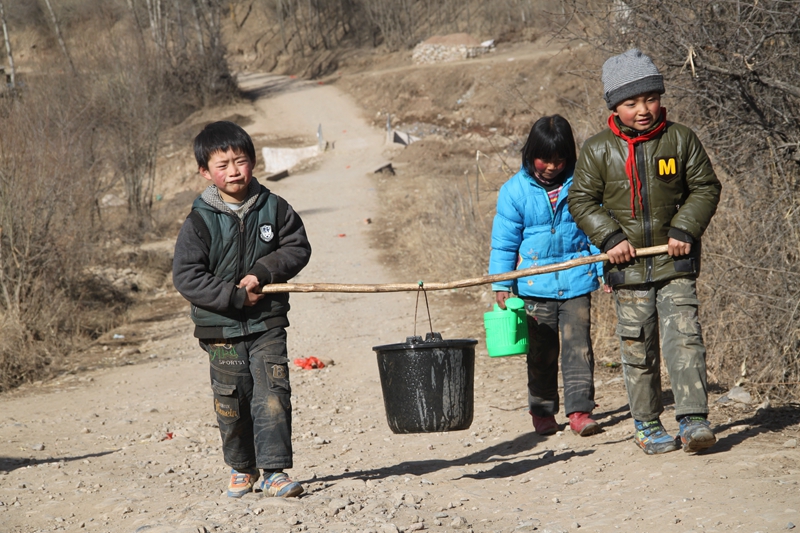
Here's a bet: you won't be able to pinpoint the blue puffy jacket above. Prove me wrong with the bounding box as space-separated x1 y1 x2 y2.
489 167 602 299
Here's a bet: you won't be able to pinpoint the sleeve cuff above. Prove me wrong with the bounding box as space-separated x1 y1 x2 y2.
601 231 627 252
232 287 247 310
668 228 695 243
248 263 273 285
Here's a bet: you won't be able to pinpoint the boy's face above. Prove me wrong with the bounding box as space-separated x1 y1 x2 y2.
199 148 254 203
613 92 662 131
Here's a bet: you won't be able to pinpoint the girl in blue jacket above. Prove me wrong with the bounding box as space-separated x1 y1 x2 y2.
489 115 603 437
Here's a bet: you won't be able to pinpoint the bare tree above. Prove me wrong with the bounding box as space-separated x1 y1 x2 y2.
145 0 165 49
0 76 100 389
41 0 76 74
0 0 14 89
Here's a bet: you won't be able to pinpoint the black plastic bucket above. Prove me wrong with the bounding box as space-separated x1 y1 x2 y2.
373 332 477 434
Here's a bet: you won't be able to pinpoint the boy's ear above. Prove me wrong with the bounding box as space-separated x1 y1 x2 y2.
199 166 212 181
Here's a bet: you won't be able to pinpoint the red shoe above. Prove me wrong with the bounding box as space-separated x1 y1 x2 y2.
530 412 559 435
568 412 601 436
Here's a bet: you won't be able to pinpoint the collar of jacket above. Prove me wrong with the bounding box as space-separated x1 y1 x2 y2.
608 108 668 219
611 111 667 138
200 178 265 217
519 165 572 189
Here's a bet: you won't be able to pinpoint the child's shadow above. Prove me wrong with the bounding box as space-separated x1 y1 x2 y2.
593 390 677 431
312 431 589 483
701 402 800 454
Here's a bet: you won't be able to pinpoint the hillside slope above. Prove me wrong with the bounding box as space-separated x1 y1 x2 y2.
1 68 798 533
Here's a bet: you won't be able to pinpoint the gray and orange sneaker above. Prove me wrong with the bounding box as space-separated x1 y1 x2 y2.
259 471 304 498
678 416 716 453
227 468 260 498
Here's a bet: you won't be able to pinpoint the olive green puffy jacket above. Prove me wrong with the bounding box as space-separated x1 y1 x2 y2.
568 120 721 287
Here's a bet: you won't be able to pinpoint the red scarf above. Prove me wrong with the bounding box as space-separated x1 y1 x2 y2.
607 108 667 218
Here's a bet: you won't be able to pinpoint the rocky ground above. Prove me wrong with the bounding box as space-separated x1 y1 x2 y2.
1 50 799 533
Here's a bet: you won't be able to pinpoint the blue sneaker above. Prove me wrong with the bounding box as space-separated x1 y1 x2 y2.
227 468 260 498
633 419 680 455
258 471 304 498
678 416 716 453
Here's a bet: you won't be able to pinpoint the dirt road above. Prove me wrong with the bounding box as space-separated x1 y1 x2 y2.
1 74 798 533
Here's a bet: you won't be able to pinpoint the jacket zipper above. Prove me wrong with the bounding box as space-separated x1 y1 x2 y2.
635 142 654 282
239 216 251 336
225 211 250 337
534 177 566 291
551 186 564 287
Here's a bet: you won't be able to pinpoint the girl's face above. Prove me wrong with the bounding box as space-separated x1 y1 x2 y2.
532 158 566 181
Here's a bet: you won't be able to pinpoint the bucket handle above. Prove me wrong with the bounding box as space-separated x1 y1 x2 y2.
413 281 434 338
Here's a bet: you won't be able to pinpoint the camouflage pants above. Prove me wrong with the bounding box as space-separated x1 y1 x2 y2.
522 295 596 417
200 327 293 472
613 277 709 422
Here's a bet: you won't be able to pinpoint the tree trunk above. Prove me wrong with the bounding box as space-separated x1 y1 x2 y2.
277 0 287 52
173 0 187 54
0 0 15 89
190 0 206 56
41 0 76 74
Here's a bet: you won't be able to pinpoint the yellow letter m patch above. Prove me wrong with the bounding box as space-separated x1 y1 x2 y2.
656 156 678 182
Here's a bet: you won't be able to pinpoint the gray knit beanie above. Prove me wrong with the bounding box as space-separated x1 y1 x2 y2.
602 48 665 110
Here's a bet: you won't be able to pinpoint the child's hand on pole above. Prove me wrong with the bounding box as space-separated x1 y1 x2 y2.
667 237 691 257
607 240 636 264
238 274 264 307
495 291 511 309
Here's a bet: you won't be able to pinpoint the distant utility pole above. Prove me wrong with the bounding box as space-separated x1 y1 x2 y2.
41 0 76 74
0 0 14 89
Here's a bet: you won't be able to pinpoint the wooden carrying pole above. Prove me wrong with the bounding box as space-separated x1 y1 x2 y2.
261 244 670 294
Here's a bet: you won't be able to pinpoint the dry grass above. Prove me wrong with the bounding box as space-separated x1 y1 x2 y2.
0 2 236 391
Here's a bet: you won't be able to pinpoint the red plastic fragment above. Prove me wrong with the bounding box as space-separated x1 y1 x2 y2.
293 357 326 370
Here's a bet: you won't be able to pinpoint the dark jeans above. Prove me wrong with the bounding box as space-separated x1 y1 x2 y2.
523 295 596 417
200 327 293 472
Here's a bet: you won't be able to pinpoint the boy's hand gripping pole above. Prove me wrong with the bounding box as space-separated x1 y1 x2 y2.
261 245 670 294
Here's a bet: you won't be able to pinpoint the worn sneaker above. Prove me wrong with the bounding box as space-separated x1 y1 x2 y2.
568 412 601 436
678 416 716 453
227 468 260 498
259 471 304 498
530 412 559 436
633 419 680 455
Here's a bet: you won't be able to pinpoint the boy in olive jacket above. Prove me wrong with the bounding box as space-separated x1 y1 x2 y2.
173 121 311 496
568 49 722 455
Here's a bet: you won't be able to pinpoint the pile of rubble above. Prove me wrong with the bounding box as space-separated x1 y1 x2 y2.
86 266 163 293
412 33 494 64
